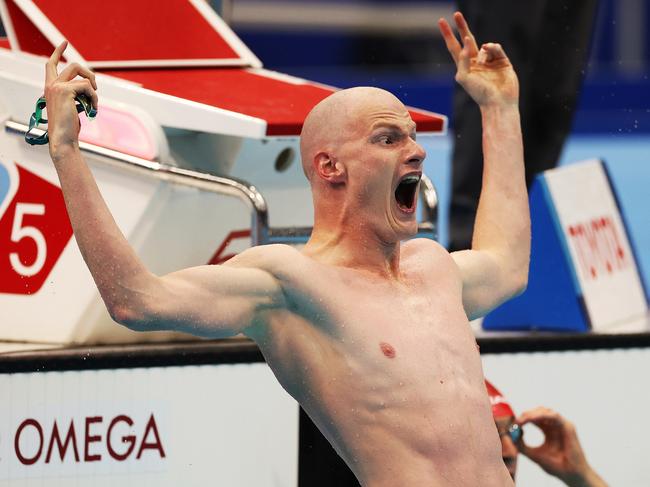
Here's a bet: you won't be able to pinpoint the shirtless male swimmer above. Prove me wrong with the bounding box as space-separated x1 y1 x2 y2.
41 12 528 487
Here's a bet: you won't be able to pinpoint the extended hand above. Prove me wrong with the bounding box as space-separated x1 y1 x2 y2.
517 407 608 487
44 41 98 158
438 12 519 107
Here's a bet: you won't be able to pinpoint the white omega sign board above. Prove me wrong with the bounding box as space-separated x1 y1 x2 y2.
0 363 299 487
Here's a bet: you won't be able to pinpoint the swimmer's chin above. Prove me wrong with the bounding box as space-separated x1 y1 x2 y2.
391 208 418 237
384 216 418 243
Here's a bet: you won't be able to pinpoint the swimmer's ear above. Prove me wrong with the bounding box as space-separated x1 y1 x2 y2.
314 151 346 184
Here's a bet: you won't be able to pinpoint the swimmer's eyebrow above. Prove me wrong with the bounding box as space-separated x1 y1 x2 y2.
371 122 417 140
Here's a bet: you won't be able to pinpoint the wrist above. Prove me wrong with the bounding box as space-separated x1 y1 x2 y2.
563 466 607 487
49 140 80 164
479 100 519 114
479 102 522 138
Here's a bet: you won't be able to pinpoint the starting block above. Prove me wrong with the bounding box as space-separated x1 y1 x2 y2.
0 0 446 345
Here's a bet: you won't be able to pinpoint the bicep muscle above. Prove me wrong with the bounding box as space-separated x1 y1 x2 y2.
142 263 285 337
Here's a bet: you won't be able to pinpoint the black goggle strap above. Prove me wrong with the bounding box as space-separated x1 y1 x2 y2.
25 94 97 146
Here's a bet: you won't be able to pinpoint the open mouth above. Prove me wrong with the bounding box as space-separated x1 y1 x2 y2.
394 174 421 213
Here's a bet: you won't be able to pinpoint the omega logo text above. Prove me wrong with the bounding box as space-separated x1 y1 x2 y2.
13 413 166 465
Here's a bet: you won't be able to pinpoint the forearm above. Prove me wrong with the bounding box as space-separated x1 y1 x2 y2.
50 144 154 320
472 103 530 286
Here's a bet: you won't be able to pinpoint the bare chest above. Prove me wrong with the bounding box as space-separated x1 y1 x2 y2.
255 255 501 484
328 282 479 385
266 265 481 401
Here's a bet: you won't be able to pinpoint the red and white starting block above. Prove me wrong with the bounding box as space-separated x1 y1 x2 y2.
0 0 447 345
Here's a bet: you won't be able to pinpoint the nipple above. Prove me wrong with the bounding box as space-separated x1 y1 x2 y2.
380 341 396 359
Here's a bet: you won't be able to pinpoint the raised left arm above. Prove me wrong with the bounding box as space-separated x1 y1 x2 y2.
439 12 530 319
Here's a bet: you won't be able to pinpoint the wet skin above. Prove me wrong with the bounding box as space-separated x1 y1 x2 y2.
237 241 511 487
224 89 513 486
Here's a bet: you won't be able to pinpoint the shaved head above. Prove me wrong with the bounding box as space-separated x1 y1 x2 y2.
300 87 408 182
298 86 425 243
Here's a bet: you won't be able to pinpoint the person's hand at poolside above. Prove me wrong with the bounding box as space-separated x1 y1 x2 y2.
517 407 609 487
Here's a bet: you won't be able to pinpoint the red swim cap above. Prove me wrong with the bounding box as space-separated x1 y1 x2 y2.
485 380 515 418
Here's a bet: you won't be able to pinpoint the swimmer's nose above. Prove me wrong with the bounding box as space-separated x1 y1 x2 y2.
406 138 426 167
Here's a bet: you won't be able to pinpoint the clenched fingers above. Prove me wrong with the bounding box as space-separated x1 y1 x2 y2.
517 407 572 443
475 43 510 68
68 79 99 110
45 42 99 111
59 62 97 91
517 407 563 427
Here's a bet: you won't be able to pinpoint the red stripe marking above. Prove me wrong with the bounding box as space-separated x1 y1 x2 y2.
207 229 251 265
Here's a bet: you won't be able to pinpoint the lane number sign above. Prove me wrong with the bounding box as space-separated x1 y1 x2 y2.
0 160 73 295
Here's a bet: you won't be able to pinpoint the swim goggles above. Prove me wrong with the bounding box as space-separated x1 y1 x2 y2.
498 422 523 443
25 94 97 146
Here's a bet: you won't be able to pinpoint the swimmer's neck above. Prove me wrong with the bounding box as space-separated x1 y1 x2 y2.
303 222 401 279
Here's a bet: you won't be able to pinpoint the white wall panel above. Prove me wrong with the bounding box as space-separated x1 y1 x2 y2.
0 363 298 487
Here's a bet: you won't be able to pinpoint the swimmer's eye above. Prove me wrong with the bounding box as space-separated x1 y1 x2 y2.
372 128 407 145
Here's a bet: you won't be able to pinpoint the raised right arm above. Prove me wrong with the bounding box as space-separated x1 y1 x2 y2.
439 13 529 319
44 42 285 338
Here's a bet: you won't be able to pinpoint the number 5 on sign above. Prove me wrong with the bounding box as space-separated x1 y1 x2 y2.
9 203 47 277
0 160 73 295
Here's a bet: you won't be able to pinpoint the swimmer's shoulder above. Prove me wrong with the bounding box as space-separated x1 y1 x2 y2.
402 238 451 260
223 244 308 279
402 238 462 276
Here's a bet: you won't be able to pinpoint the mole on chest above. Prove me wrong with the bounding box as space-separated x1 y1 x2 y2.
379 341 396 359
